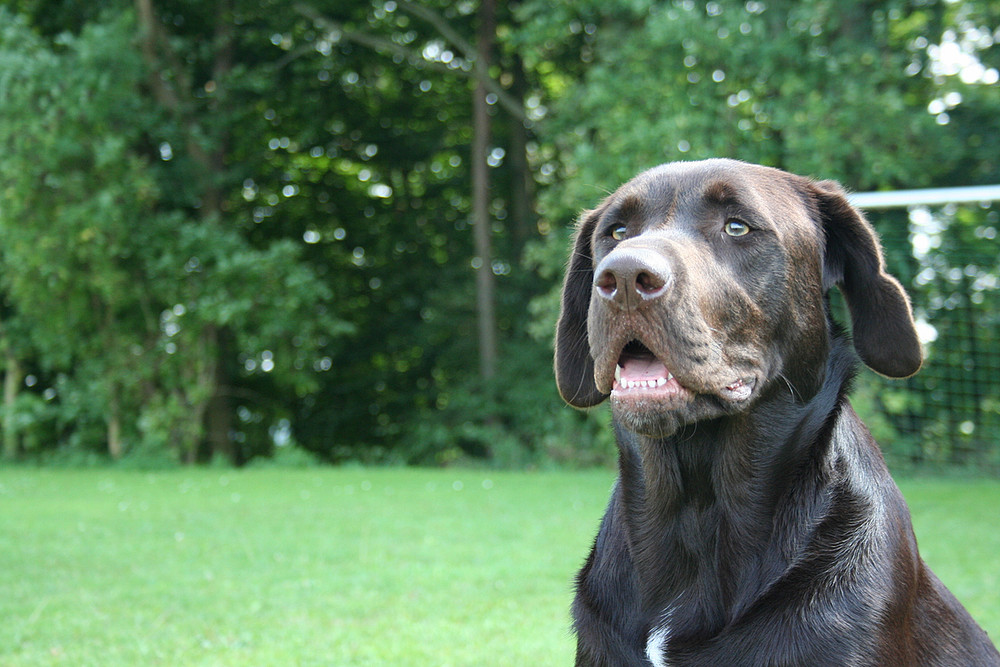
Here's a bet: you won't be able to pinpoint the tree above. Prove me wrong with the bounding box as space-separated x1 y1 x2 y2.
516 0 1000 468
472 0 498 381
0 12 160 458
0 5 347 463
2 0 997 468
282 0 560 462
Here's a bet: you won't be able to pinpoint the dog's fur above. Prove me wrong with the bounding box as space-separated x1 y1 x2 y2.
555 159 1000 666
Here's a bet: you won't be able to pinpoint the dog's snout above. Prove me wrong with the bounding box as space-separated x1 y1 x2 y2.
594 248 672 309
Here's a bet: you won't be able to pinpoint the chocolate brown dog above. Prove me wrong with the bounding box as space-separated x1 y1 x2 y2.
555 159 1000 666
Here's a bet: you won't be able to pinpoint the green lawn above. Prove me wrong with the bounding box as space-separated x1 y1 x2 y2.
1 468 997 666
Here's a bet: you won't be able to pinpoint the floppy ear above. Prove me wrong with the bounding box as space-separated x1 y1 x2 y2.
554 206 610 407
813 180 922 378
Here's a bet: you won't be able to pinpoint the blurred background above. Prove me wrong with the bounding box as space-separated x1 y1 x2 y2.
1 0 998 471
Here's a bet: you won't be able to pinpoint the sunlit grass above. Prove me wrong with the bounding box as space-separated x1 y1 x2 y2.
0 468 997 665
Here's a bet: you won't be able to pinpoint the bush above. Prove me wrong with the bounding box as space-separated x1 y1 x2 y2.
406 339 617 468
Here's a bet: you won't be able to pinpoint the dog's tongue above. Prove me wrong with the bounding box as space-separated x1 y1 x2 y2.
620 355 670 382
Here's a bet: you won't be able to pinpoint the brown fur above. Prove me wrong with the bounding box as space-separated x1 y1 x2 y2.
556 159 999 666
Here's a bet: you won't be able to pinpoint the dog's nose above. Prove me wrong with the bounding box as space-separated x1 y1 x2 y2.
594 248 672 309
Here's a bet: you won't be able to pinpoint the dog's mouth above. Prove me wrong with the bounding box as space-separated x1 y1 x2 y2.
606 338 756 408
612 340 687 398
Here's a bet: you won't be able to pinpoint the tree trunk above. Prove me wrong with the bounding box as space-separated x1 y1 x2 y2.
202 0 237 464
108 388 123 460
185 326 218 464
2 344 22 460
508 52 535 248
473 0 497 382
204 326 235 464
136 0 237 463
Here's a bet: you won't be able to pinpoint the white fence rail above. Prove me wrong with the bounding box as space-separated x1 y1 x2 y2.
848 184 1000 210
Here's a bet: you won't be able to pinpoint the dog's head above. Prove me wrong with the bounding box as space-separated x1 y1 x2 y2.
554 159 921 437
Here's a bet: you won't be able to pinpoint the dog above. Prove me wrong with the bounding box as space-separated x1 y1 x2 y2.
554 159 1000 666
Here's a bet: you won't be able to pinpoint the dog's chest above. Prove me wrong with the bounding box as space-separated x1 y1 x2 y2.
645 621 672 667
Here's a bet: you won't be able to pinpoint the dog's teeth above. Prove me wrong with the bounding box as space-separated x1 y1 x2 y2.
616 375 675 390
615 377 676 390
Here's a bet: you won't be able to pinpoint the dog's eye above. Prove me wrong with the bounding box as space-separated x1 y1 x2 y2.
609 225 628 241
724 219 750 237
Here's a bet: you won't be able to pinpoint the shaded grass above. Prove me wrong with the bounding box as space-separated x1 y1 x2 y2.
0 468 997 665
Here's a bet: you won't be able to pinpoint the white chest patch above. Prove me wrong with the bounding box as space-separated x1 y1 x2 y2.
645 624 671 667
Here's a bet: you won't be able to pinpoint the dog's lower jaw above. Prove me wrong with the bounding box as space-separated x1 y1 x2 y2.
610 383 758 439
611 403 686 439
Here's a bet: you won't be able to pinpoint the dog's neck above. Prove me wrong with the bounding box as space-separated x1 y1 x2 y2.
613 333 857 640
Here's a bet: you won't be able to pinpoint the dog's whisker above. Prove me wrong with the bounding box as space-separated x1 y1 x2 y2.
777 373 799 402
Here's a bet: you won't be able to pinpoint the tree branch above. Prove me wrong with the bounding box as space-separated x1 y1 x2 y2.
134 0 215 178
292 3 526 122
395 0 477 62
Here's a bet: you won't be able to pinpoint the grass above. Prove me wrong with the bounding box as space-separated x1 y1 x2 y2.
0 468 997 666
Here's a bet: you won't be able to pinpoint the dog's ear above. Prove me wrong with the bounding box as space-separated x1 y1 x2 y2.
812 179 922 378
554 205 610 407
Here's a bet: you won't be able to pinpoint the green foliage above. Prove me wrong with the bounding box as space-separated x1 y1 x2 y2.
244 442 324 468
0 6 348 463
517 0 1000 470
0 0 998 468
871 200 1000 470
521 1 941 219
406 338 616 468
0 10 161 456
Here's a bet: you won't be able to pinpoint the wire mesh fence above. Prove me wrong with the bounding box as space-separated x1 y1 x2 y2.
849 202 1000 473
